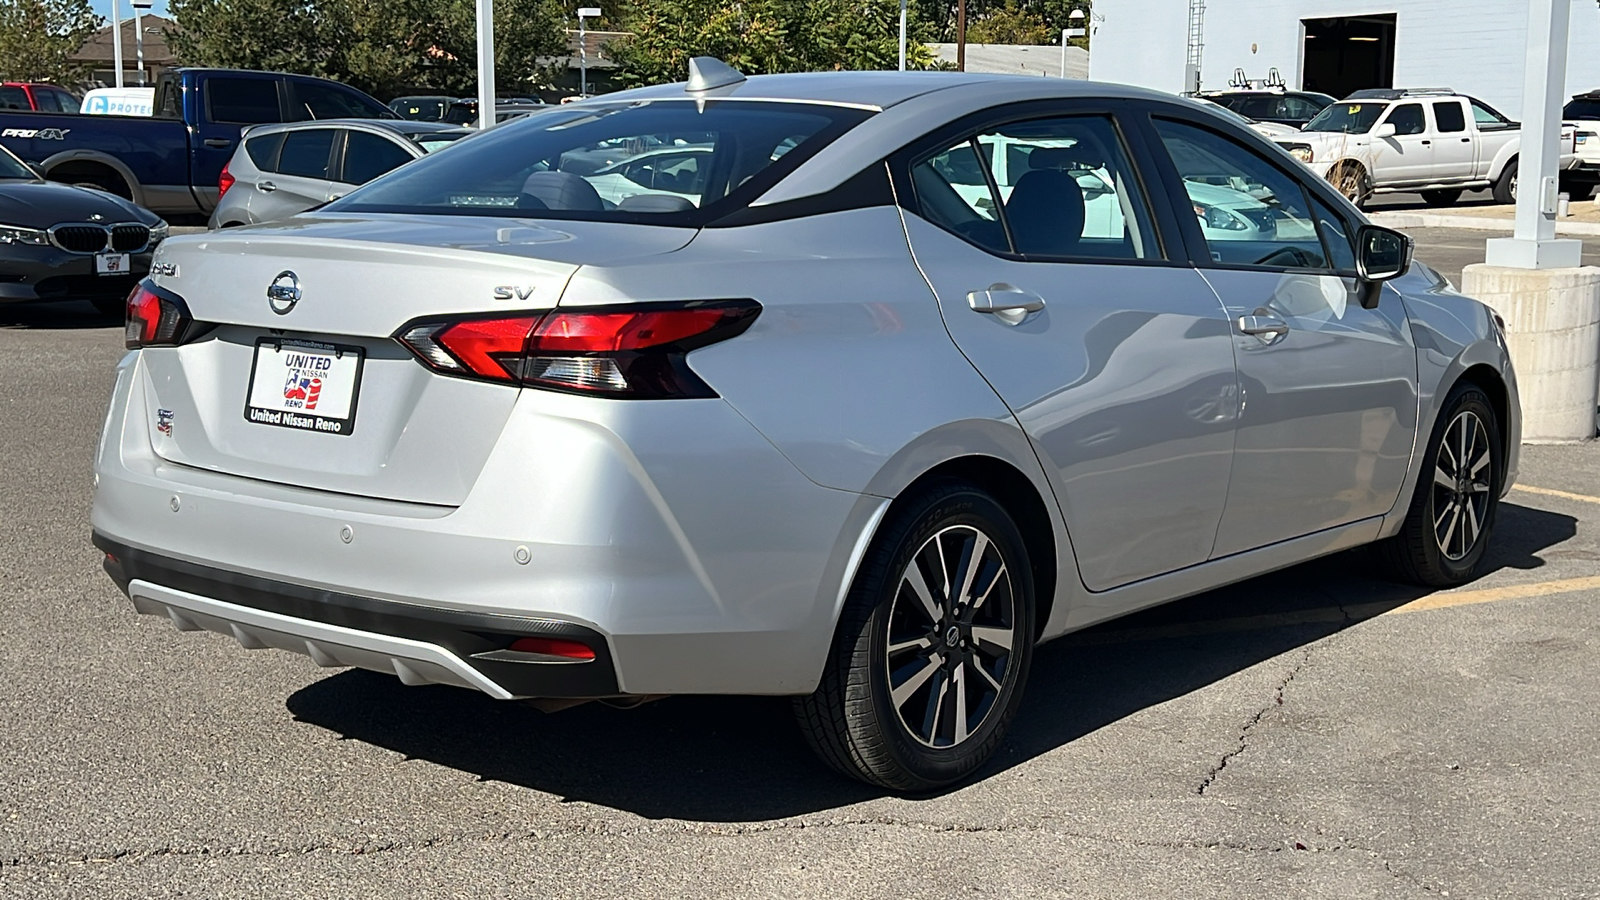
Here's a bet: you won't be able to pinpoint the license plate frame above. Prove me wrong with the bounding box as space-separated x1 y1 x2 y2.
95 252 130 275
243 338 365 437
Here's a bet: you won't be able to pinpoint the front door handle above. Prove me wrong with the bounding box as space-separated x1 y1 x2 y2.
203 138 231 149
967 284 1045 325
1238 312 1290 343
258 180 277 193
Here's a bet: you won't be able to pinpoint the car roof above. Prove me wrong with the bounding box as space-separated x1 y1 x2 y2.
595 70 1173 111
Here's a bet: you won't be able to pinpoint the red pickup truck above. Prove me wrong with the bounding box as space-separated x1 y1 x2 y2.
0 83 80 113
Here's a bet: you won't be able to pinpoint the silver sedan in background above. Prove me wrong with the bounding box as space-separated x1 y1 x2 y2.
209 119 470 228
99 62 1519 792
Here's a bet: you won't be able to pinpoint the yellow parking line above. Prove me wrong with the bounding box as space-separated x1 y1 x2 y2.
1066 575 1600 647
1513 484 1600 505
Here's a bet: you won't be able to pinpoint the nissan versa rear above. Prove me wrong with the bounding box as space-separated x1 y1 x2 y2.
94 64 1520 791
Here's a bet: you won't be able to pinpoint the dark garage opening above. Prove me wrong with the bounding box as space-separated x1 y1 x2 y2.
1302 14 1397 100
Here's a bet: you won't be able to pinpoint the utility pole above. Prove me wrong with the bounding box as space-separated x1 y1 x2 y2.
111 0 124 88
956 0 967 72
132 0 151 86
578 7 600 98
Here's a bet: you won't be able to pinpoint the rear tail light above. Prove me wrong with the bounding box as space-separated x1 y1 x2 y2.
125 279 194 349
396 300 760 399
218 161 235 199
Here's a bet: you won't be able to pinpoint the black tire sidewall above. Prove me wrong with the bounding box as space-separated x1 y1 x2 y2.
857 486 1035 789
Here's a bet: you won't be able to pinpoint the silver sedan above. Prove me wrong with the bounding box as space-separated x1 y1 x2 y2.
94 61 1519 791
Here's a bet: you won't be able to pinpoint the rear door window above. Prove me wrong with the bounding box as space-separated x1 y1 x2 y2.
244 131 287 172
207 78 282 124
276 129 336 179
32 90 62 112
340 130 416 184
1433 101 1467 133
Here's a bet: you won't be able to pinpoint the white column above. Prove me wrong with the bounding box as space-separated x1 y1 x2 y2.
133 7 144 85
1485 0 1582 269
111 0 124 88
898 0 908 72
476 0 495 129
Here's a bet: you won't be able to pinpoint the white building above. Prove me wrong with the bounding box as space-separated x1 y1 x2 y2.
1089 0 1600 118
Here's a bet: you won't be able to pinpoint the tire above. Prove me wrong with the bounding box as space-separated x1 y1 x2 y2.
1376 383 1503 587
794 480 1035 791
89 295 125 318
1330 163 1372 209
1492 159 1518 205
1421 189 1463 207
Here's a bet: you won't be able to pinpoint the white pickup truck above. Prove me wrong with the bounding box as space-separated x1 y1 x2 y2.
1280 88 1576 208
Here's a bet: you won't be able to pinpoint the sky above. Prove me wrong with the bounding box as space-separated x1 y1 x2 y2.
92 0 172 22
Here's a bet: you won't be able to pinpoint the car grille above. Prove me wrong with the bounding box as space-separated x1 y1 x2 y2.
51 225 110 254
110 224 150 253
1242 208 1278 237
47 223 151 255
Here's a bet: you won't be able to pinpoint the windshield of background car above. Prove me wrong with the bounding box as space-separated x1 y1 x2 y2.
1304 102 1385 134
329 100 871 225
0 146 34 179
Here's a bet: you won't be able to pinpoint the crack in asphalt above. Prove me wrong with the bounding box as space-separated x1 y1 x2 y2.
1197 647 1312 797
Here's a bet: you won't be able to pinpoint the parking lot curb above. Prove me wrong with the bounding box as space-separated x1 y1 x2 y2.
1371 211 1600 236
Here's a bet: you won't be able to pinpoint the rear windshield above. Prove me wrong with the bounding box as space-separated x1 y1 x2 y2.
1305 102 1386 134
329 100 871 226
410 131 468 153
1566 99 1600 120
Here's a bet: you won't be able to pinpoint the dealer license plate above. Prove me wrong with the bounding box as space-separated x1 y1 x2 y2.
243 338 364 436
95 252 130 275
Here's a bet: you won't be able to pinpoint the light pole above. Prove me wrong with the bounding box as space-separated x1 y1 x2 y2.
898 0 908 72
111 0 124 87
577 7 600 98
132 0 151 86
476 0 495 129
1065 9 1086 78
956 0 967 72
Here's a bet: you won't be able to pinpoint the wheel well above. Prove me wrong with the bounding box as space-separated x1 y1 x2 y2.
893 456 1058 638
46 161 132 200
1458 364 1511 466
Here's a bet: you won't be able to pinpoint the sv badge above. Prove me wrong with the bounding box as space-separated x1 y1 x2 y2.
493 285 536 301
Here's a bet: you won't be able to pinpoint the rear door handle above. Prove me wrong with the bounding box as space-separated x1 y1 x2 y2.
1238 312 1290 343
967 284 1045 325
203 138 231 149
258 180 277 193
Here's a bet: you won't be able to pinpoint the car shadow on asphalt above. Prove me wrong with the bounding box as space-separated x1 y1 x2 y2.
0 300 119 329
285 501 1574 820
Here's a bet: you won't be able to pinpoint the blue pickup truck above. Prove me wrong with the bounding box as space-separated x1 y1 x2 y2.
0 68 395 217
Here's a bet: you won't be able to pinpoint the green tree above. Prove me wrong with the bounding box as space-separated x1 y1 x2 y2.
914 0 1088 44
607 0 940 89
167 0 566 99
966 1 1053 45
0 0 103 83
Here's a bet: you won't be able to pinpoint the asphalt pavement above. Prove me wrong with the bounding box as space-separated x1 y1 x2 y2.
2 230 1599 898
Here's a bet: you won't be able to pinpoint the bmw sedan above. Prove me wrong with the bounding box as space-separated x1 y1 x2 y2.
93 61 1520 791
0 143 166 315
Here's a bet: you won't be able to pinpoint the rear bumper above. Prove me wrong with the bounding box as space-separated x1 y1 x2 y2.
92 350 881 698
97 535 620 698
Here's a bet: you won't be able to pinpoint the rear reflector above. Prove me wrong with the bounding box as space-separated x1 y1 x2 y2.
509 637 596 660
125 280 194 349
396 300 760 399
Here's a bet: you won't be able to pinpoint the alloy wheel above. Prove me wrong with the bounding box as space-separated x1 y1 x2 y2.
884 525 1018 748
1431 410 1493 561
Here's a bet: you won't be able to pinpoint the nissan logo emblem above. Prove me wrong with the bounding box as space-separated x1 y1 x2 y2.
267 271 301 315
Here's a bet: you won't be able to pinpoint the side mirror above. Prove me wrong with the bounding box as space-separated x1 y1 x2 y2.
1354 224 1413 309
26 162 44 178
1372 123 1397 139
